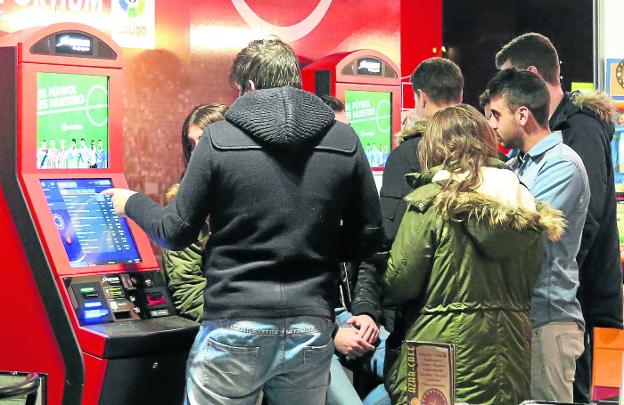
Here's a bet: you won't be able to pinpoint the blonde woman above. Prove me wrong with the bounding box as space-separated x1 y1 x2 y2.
383 104 564 405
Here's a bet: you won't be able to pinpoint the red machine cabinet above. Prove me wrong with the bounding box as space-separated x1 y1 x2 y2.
0 23 197 405
302 50 402 156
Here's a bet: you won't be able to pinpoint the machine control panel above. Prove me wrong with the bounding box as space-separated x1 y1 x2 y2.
65 270 175 325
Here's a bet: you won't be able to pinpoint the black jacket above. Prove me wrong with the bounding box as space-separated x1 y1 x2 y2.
378 120 426 250
339 261 382 321
126 86 384 321
550 92 623 329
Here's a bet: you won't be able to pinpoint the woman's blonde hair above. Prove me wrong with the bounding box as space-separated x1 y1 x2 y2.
418 104 499 219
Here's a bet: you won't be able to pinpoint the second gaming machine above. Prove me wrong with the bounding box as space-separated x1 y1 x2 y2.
0 24 198 404
302 50 401 174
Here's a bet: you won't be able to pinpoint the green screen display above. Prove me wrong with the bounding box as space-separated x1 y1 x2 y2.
37 72 109 169
345 90 392 168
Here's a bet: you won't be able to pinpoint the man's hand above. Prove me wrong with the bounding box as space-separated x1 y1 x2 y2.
333 327 375 357
101 188 137 216
346 314 379 344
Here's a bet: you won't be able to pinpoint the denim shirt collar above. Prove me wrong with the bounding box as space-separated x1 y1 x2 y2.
508 131 563 162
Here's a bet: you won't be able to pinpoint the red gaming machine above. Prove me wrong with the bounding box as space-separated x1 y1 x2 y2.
0 23 198 404
302 50 401 173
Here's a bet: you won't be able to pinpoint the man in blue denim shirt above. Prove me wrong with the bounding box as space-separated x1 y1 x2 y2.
484 69 588 403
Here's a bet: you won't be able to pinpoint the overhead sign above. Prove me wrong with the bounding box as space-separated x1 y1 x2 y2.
55 33 93 55
111 0 155 49
357 58 382 76
0 0 155 49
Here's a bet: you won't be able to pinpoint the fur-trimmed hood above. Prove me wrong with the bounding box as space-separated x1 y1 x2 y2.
405 160 565 261
551 91 616 139
396 119 427 144
442 192 564 260
570 90 618 124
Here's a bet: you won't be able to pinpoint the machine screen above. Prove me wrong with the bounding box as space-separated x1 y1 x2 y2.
36 72 109 169
345 90 392 168
41 179 141 267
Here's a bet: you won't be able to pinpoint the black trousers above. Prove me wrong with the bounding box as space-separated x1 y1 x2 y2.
573 330 592 404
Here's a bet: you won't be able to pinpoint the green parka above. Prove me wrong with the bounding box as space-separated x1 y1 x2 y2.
383 160 564 405
162 238 206 322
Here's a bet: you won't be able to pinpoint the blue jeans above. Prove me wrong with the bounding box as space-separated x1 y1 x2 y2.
326 311 391 405
185 316 334 405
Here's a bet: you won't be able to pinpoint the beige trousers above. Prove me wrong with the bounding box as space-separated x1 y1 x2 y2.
530 322 584 403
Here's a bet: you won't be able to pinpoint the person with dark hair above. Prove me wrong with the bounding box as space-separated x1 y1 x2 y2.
104 37 383 405
320 95 391 405
495 33 623 403
479 89 492 117
384 104 562 405
485 68 589 402
228 37 302 93
320 95 345 116
411 57 464 119
162 103 228 322
495 33 560 86
181 104 229 166
381 57 463 255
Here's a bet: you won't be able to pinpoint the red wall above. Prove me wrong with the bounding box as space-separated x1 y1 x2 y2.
0 0 440 202
401 0 443 108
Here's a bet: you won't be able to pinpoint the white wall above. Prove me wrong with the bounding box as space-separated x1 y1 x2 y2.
603 0 624 59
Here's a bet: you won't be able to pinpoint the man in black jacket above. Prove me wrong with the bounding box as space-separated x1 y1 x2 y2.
380 57 463 253
105 38 383 405
496 32 623 403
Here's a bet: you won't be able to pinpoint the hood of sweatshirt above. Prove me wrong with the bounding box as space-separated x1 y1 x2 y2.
224 86 335 150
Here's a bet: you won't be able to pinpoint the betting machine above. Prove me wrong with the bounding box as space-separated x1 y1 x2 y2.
0 23 198 405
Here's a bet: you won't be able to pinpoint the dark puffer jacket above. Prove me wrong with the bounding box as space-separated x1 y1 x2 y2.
550 92 623 330
338 261 382 321
126 87 384 321
379 120 426 250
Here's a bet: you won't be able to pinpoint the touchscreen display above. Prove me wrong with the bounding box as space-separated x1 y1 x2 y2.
41 179 141 267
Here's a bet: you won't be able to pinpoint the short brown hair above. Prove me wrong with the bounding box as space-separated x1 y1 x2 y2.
495 33 560 85
410 57 463 104
484 68 550 128
230 38 301 92
320 95 345 112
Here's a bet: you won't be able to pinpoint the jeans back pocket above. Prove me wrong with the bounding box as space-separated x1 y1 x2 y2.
198 336 260 398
